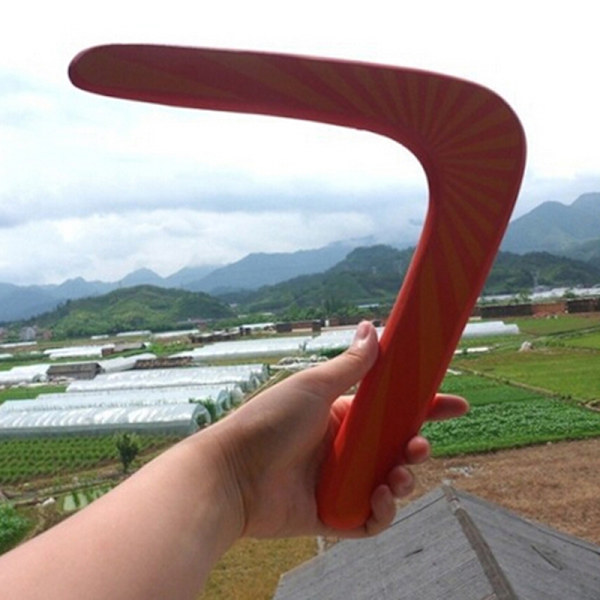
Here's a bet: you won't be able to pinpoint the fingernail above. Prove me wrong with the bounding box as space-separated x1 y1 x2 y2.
352 321 371 348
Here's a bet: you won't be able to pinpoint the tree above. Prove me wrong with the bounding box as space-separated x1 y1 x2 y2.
0 502 30 555
114 433 140 473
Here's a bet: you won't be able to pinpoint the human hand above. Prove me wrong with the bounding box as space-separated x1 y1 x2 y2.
212 321 468 540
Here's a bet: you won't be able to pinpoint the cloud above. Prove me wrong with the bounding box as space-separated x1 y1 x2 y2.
0 207 387 285
1 0 599 286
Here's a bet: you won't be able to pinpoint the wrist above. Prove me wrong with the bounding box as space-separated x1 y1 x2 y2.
176 427 247 558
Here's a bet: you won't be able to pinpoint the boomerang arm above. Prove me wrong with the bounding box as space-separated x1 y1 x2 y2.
69 44 526 528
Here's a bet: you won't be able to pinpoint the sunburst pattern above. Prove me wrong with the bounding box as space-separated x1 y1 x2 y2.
70 45 526 528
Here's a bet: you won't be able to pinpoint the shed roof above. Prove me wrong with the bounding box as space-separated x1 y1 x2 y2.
273 486 600 600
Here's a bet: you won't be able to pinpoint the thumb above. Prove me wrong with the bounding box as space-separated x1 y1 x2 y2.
294 321 379 402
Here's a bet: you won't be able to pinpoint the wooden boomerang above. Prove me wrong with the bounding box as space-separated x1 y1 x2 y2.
69 45 526 529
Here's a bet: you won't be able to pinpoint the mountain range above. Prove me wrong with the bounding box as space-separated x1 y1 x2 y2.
1 193 599 324
501 192 600 265
0 239 365 323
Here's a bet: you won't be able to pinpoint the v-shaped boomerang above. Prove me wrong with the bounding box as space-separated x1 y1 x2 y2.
69 45 526 529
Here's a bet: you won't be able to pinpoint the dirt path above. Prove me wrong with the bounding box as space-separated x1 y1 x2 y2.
403 438 600 545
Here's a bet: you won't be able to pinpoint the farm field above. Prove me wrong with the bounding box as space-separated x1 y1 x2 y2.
453 315 600 402
425 379 600 455
0 434 181 486
2 313 600 598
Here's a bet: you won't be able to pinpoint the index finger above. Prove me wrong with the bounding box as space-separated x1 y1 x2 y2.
426 394 469 421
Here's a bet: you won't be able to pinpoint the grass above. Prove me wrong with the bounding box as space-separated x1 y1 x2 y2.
440 373 540 405
199 537 316 600
0 502 31 554
453 346 600 401
506 313 600 336
560 330 600 350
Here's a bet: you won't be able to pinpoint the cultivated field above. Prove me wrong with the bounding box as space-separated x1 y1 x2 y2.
1 313 600 599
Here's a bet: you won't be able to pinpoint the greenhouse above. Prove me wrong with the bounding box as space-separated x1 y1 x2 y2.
99 353 157 373
1 384 240 413
0 362 264 437
0 364 51 386
44 344 113 360
66 364 269 393
462 321 520 337
174 336 312 361
171 321 517 363
0 403 210 437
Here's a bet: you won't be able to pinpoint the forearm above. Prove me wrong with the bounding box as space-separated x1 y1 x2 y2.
0 429 243 600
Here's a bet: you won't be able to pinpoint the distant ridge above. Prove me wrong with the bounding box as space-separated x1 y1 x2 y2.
228 245 600 313
0 239 365 323
2 193 600 325
31 285 235 339
186 239 363 294
502 192 600 254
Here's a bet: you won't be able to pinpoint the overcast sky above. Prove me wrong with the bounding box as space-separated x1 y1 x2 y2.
1 0 599 285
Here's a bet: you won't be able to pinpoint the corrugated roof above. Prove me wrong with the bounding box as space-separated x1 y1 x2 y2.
273 486 600 600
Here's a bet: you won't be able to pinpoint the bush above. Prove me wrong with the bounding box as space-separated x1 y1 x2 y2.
0 503 30 555
114 433 140 473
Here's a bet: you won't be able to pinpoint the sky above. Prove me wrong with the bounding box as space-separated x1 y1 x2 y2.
1 0 599 285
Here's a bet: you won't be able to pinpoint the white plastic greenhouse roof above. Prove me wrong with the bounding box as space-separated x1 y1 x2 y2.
0 403 208 435
462 321 520 337
44 344 113 360
304 328 386 353
2 384 237 412
173 330 373 362
0 364 50 385
66 364 268 392
173 322 518 362
152 329 199 339
98 353 157 373
174 336 312 361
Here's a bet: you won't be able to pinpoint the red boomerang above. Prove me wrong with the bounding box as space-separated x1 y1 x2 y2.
69 44 526 529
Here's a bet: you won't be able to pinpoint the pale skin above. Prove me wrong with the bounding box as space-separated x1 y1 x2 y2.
0 321 468 599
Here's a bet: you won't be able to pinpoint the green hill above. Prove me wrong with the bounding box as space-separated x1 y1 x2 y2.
502 192 600 255
483 251 600 295
561 238 600 270
31 285 235 339
226 245 600 315
232 245 413 316
23 248 600 338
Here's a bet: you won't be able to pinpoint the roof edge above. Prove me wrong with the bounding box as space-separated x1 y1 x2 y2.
443 485 518 600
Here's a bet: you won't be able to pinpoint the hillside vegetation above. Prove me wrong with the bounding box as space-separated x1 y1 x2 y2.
230 245 413 317
15 245 600 336
502 192 600 255
30 285 235 339
226 245 600 316
484 251 600 294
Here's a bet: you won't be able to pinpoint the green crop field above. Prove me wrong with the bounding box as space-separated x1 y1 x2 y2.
3 313 600 597
0 434 181 486
424 394 600 456
506 314 600 336
453 347 600 401
440 373 540 405
560 330 600 350
437 314 600 455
